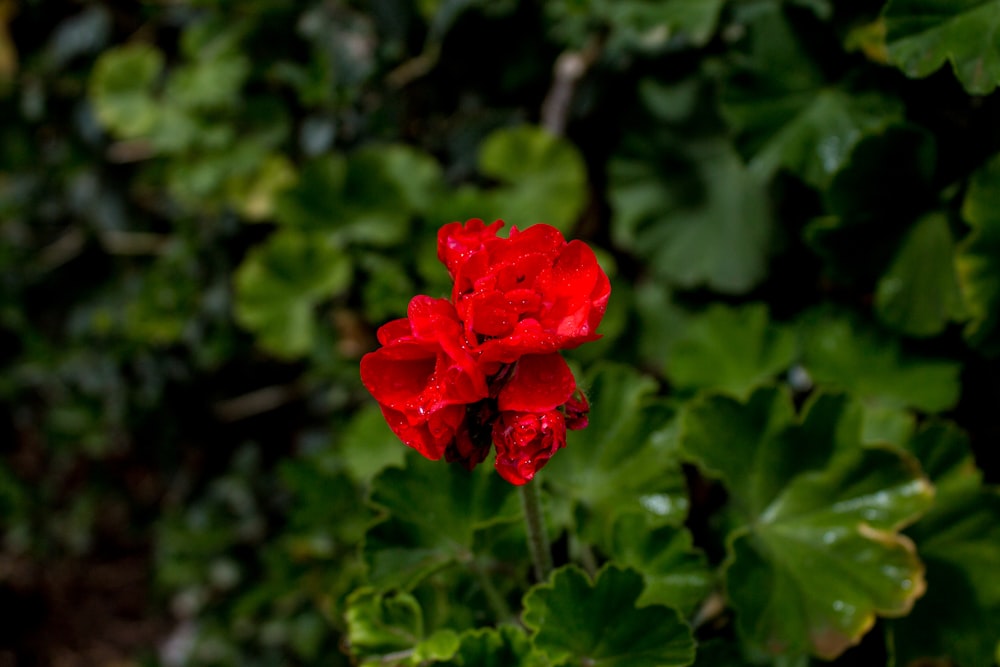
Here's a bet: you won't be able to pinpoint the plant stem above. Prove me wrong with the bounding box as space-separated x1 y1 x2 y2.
520 480 553 582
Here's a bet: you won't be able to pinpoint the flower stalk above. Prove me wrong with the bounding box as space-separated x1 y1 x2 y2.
520 480 553 581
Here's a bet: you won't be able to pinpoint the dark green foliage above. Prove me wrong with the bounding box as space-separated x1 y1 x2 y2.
3 1 1000 665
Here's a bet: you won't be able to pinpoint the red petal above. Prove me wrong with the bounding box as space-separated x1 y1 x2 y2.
376 318 413 346
380 403 465 461
497 353 576 413
492 410 566 485
437 219 504 278
360 346 436 408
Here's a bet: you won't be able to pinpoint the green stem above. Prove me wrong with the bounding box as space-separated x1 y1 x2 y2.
519 480 553 582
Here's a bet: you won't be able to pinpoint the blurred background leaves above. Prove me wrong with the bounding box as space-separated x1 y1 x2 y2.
2 0 1000 666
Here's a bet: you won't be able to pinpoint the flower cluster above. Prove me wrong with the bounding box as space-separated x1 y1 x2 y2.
360 220 610 484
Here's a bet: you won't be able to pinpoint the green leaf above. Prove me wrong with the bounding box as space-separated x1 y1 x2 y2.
666 303 797 399
722 5 902 188
798 309 961 412
89 44 163 138
363 451 519 590
339 404 407 485
680 388 934 659
884 0 1000 95
875 212 966 337
522 565 695 667
547 0 725 54
544 363 689 542
378 144 446 216
633 280 690 369
610 139 774 294
889 423 1000 667
958 152 1000 355
805 126 937 285
604 0 726 51
345 588 423 654
274 151 412 243
166 50 249 111
414 630 461 662
437 626 545 667
233 229 352 358
478 125 588 234
605 513 713 617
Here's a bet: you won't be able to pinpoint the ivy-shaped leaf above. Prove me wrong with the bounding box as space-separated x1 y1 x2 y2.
889 422 1000 667
875 212 966 337
958 152 1000 356
680 388 934 659
544 363 689 543
605 513 713 617
798 309 961 413
610 139 775 294
274 150 414 244
722 4 903 188
477 125 588 234
233 229 352 358
89 44 163 138
883 0 1000 95
363 451 519 590
344 588 460 666
522 565 695 667
666 303 797 399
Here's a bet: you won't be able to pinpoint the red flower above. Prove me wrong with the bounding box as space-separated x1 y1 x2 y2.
362 220 608 484
489 353 580 484
443 221 611 363
360 296 488 460
437 219 505 279
492 410 567 485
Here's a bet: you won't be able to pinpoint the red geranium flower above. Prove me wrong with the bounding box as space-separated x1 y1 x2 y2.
361 220 609 484
360 296 488 460
442 221 611 363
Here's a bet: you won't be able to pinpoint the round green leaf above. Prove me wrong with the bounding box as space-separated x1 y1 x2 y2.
522 565 695 667
274 151 411 243
544 363 689 541
610 139 774 294
722 5 902 188
798 309 961 412
233 229 352 358
339 404 407 485
344 588 423 659
890 423 1000 667
89 44 163 138
363 451 520 590
478 125 588 234
875 212 966 337
680 388 934 659
666 303 796 399
884 0 1000 95
606 513 713 617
